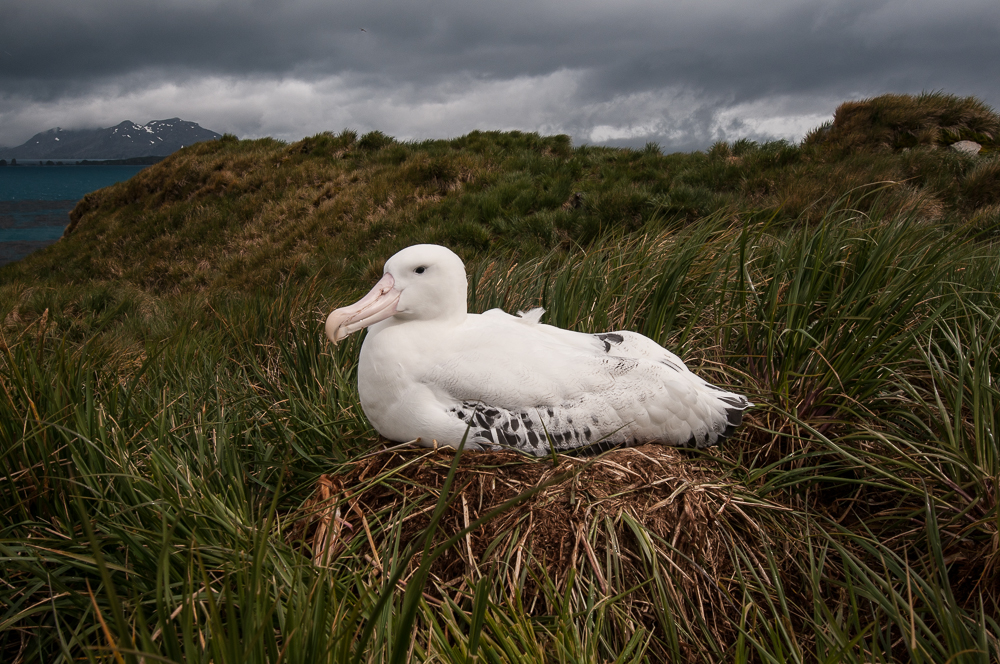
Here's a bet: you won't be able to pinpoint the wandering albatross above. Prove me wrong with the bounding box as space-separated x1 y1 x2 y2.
326 244 752 456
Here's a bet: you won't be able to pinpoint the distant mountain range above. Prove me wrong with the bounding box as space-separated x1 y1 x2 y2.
0 119 223 160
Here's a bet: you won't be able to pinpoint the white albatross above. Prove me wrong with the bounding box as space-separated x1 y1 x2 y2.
326 244 752 456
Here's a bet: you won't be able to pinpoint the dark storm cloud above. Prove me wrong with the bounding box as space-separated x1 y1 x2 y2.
1 0 997 150
574 0 999 101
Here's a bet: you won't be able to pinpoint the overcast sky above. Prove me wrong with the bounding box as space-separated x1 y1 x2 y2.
2 0 998 152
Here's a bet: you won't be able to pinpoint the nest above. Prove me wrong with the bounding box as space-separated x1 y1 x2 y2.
289 445 788 620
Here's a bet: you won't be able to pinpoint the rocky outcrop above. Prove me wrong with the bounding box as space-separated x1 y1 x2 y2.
951 140 982 156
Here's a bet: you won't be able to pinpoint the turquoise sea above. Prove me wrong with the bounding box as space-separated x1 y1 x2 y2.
0 164 147 266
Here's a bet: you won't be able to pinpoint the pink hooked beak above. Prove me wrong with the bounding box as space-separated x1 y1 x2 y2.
325 272 401 344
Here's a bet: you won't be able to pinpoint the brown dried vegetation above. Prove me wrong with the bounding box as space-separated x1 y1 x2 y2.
291 445 798 660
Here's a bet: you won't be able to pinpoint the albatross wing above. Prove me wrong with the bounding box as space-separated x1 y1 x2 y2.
366 307 750 455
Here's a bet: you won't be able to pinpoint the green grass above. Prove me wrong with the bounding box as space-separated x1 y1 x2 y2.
2 93 1000 662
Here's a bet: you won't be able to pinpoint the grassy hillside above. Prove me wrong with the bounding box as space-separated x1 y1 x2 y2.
2 92 1000 663
3 94 998 302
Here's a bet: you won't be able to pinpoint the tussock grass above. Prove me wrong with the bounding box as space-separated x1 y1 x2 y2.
4 206 1000 661
3 94 1000 662
805 92 1000 154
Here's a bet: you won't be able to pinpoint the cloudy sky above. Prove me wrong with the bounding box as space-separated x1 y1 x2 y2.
2 0 998 152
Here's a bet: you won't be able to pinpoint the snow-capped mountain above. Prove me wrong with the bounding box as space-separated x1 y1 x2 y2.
0 119 223 160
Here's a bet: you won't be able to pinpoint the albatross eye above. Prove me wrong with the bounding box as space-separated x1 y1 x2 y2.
414 266 427 274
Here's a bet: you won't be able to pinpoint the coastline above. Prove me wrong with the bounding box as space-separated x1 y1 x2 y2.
0 156 163 167
0 163 148 266
0 199 76 266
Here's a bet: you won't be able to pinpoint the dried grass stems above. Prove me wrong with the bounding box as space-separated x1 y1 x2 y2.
290 445 798 646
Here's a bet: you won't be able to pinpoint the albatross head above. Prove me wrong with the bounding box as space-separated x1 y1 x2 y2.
325 244 468 343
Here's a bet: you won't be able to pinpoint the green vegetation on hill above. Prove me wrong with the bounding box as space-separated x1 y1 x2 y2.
3 91 998 305
2 93 1000 663
805 91 1000 154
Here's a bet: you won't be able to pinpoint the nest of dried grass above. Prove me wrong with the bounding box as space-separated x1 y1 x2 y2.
289 444 797 635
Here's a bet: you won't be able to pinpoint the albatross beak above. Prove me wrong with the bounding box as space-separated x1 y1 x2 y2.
325 273 401 344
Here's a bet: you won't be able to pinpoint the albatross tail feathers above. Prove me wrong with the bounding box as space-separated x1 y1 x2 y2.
716 393 753 445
